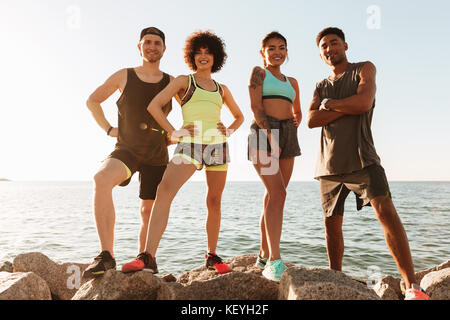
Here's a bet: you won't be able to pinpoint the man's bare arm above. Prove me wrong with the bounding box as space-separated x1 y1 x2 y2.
86 69 126 135
325 62 377 115
307 88 346 129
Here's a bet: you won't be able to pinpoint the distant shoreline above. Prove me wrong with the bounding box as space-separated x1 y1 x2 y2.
0 178 11 182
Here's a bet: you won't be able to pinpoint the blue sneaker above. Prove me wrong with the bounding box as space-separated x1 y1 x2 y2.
255 255 268 269
262 259 287 281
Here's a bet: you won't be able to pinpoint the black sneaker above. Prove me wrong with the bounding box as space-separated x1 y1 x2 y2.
82 251 116 279
121 251 158 274
205 252 231 274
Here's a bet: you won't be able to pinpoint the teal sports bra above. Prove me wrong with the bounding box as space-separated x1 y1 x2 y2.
262 69 296 104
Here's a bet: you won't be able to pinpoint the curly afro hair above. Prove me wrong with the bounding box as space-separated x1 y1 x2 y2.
184 30 227 73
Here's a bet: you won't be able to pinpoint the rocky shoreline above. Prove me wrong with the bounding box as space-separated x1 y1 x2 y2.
0 252 449 300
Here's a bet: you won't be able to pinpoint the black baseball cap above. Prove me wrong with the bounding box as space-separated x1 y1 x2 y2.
140 27 165 44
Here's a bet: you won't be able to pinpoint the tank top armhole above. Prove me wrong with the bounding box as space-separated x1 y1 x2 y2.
161 73 172 114
216 81 224 98
354 61 368 82
116 68 132 105
162 72 170 86
180 75 195 106
286 76 296 90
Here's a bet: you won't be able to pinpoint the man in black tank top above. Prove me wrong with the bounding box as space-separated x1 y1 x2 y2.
83 27 176 278
307 27 429 300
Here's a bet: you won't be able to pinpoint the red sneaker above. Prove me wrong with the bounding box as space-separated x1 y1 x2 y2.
205 252 231 274
404 284 430 300
121 252 158 274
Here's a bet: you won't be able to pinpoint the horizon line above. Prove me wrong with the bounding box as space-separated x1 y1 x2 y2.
2 179 450 183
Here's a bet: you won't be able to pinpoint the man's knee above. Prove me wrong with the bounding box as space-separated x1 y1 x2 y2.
93 170 117 189
371 195 397 222
324 214 343 233
140 201 154 218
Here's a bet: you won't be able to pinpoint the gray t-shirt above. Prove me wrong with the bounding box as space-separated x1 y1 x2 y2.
315 62 381 179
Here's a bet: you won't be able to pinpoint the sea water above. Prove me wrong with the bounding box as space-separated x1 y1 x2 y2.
0 181 449 280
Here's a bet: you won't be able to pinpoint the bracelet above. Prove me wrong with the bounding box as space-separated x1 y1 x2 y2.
106 126 113 136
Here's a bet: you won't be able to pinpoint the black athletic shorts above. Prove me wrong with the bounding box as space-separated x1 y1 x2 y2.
107 148 166 200
319 164 392 217
248 116 301 161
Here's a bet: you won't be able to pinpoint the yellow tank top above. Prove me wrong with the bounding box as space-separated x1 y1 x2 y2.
179 74 226 145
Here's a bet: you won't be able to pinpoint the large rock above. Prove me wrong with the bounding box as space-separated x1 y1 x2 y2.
372 276 402 300
13 252 89 300
72 269 166 300
400 260 450 293
177 254 264 285
420 268 450 300
159 272 279 300
160 254 288 300
0 272 51 300
279 267 380 300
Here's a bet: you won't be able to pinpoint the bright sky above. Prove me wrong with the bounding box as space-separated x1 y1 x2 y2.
0 0 449 181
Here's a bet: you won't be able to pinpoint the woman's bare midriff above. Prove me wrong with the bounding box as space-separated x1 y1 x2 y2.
262 99 293 120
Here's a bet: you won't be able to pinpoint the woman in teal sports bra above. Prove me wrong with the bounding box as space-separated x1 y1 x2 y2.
121 31 244 275
248 31 302 281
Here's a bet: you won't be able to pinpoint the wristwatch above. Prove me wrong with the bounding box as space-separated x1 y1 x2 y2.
319 98 330 111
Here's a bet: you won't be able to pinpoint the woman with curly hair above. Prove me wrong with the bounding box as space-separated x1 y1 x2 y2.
121 30 244 274
248 31 302 281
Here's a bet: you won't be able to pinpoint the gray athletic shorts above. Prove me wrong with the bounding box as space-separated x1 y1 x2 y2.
248 116 301 160
319 164 391 217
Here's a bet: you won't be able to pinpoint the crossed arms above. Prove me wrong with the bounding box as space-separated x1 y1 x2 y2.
307 61 377 128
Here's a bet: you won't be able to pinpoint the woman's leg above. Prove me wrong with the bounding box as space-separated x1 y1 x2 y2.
144 158 197 256
253 158 287 261
258 157 295 259
205 169 227 254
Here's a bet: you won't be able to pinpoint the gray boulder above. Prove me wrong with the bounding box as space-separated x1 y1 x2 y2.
420 268 450 300
372 276 403 300
0 272 51 300
160 254 280 300
400 260 450 293
279 267 380 300
13 252 89 300
72 269 166 300
159 271 279 300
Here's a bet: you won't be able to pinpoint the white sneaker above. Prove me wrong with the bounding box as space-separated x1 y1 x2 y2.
262 259 287 282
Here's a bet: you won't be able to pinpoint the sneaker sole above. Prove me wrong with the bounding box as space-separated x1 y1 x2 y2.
206 264 231 274
262 269 281 282
142 268 158 274
122 267 158 274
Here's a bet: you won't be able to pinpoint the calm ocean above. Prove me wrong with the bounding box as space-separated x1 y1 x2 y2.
0 181 449 280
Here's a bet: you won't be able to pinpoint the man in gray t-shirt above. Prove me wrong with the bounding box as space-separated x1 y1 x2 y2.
307 27 429 300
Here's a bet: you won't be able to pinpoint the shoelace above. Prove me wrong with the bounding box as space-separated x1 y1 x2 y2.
137 252 150 265
95 251 111 261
